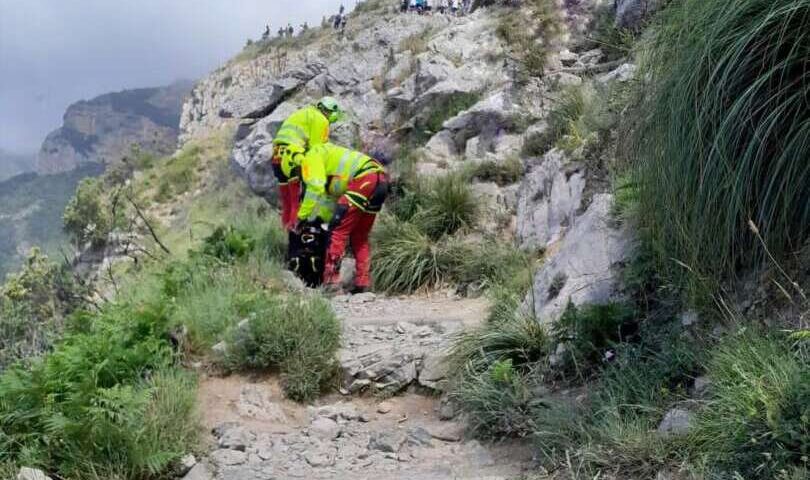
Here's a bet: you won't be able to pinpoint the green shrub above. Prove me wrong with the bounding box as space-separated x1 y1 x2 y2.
0 249 84 369
0 299 199 479
452 240 532 295
164 252 285 351
223 294 341 402
632 0 810 297
453 360 545 438
412 173 477 239
449 300 550 438
494 0 561 77
154 145 202 203
411 92 480 145
690 331 809 477
470 157 524 186
550 302 636 378
584 2 636 62
63 177 114 248
202 225 256 260
450 307 548 377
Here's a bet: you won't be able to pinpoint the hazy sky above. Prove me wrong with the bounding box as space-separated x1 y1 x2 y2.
0 0 346 154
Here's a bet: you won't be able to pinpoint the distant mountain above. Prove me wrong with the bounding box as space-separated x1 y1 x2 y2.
0 163 105 278
37 80 193 174
0 149 35 182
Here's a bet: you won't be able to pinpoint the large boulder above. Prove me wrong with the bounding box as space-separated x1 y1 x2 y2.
218 63 325 120
530 194 635 321
516 150 586 251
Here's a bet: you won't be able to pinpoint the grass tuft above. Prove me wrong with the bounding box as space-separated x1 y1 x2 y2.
632 0 810 298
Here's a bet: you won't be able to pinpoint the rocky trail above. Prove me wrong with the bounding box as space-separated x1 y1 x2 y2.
188 293 534 480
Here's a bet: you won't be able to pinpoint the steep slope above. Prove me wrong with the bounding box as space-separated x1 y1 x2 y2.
37 80 193 174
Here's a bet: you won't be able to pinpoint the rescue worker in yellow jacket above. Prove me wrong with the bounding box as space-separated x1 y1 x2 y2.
284 143 389 293
271 97 341 230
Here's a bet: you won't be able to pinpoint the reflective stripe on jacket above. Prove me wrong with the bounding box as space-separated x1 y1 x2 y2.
298 143 385 222
272 106 330 150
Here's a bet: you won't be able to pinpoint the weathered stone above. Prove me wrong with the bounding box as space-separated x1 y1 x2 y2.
466 440 496 466
438 396 458 421
579 49 604 67
309 416 342 441
530 194 635 321
237 385 288 423
418 352 449 390
692 376 711 398
429 423 464 442
368 431 406 453
211 448 248 466
281 270 306 292
547 72 583 88
313 403 360 421
305 448 337 468
212 341 229 356
377 401 394 414
395 321 417 334
181 462 214 480
17 468 52 480
215 424 255 451
517 149 586 251
680 310 699 327
407 427 434 447
657 408 694 436
597 63 637 83
558 49 579 67
177 453 197 476
349 292 377 304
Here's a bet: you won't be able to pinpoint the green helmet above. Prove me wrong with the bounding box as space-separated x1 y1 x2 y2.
317 96 342 123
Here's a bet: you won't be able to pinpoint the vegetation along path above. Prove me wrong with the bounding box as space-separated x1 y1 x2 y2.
191 292 533 480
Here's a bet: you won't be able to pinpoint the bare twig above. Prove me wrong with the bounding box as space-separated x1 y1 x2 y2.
125 193 171 255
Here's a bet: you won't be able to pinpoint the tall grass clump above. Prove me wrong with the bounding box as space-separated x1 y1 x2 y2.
632 0 810 298
411 172 477 239
371 218 458 293
689 331 809 478
449 306 550 437
222 294 341 402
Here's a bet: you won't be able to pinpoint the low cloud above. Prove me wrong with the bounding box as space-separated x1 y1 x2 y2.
0 0 340 153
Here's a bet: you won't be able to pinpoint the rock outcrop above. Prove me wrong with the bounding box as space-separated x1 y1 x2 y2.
37 81 192 174
180 8 531 205
530 193 635 321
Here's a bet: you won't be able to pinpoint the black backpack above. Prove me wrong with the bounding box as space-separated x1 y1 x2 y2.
287 225 329 288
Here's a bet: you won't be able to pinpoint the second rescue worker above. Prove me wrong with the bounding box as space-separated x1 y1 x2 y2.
283 142 389 293
271 97 342 230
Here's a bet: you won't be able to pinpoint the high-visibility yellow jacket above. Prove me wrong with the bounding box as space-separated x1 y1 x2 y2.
272 105 330 151
297 143 384 222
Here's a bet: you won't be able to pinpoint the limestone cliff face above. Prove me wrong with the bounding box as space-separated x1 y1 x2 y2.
37 81 193 174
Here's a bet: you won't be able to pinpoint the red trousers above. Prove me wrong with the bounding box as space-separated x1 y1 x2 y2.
323 173 385 288
272 152 300 231
278 181 301 231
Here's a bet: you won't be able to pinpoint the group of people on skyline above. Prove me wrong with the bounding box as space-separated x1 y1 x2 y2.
260 3 348 41
401 0 472 15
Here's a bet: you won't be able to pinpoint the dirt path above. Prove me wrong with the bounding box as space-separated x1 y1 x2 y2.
191 293 533 480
